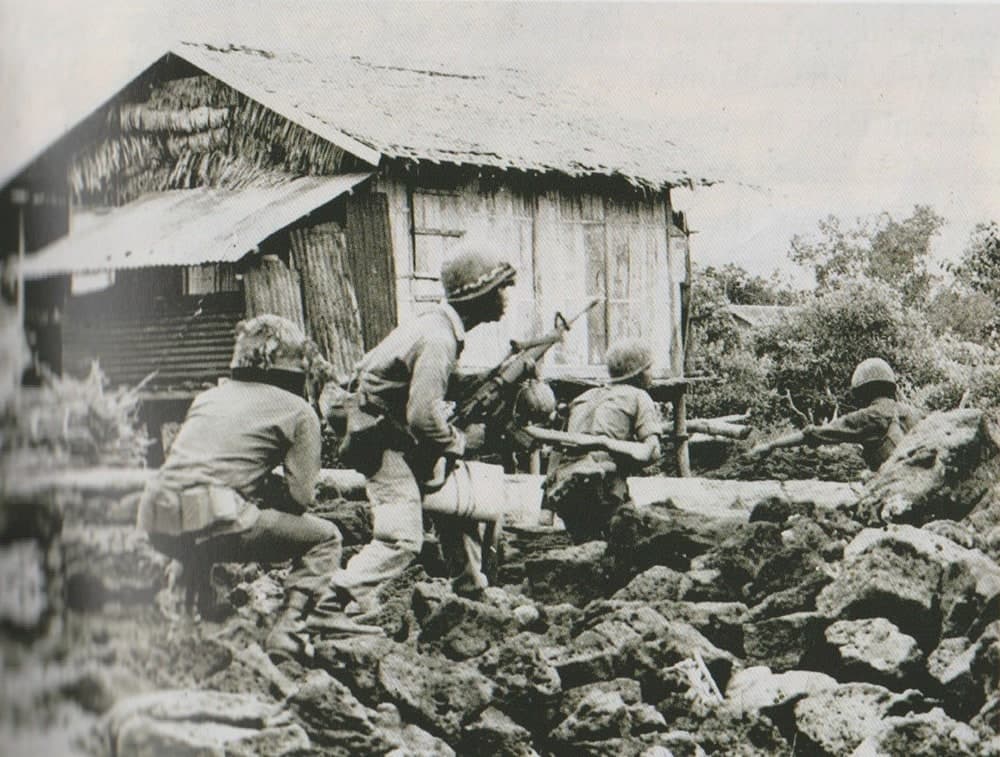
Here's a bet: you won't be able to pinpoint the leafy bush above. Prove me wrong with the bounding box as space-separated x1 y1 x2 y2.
753 279 938 424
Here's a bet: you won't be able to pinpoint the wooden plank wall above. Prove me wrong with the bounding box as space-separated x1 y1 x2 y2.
383 176 680 375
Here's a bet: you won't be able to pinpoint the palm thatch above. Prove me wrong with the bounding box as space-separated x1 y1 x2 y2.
67 75 356 207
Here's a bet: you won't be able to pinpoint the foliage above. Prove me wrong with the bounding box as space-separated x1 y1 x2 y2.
925 286 999 345
685 267 781 424
0 362 152 468
789 205 945 306
952 221 1000 296
911 335 1000 413
752 279 939 425
699 264 800 306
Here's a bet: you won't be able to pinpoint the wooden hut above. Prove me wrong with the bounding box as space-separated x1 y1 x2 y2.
2 42 713 456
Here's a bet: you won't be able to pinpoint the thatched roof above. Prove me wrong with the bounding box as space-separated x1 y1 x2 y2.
170 42 714 191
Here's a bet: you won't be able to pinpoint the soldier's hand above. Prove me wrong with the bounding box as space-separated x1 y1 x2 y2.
463 423 488 452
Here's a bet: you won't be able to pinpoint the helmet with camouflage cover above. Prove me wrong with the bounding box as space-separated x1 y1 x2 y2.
231 314 309 372
606 338 654 383
850 358 896 391
442 243 516 303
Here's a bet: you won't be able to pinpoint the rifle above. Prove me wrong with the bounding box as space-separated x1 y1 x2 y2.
522 425 657 464
453 297 602 427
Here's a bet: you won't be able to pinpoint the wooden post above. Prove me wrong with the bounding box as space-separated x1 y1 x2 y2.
674 391 691 477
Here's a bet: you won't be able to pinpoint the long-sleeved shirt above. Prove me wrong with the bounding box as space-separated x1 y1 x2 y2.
801 396 922 470
158 378 321 507
356 303 466 456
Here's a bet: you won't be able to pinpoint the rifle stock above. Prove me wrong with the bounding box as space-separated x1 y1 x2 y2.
523 425 654 463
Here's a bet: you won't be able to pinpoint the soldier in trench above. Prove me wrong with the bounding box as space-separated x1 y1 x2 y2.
324 243 518 620
542 337 663 543
136 314 343 659
749 357 923 472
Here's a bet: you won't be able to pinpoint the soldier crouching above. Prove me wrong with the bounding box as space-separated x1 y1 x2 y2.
136 314 342 659
543 338 662 542
328 244 517 616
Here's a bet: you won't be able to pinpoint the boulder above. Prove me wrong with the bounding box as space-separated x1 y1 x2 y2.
856 409 1000 526
611 565 688 603
726 666 837 716
525 541 609 607
743 612 829 671
287 669 389 754
850 707 982 756
558 678 643 722
793 683 903 756
376 648 496 741
928 622 1000 718
62 525 168 609
475 632 563 734
461 707 538 756
694 522 785 598
605 506 742 585
826 525 1000 641
816 530 942 646
824 618 923 688
549 690 632 744
413 581 520 660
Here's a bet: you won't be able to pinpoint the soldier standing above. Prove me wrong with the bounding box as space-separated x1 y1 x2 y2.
750 357 923 471
328 245 517 616
543 338 662 542
135 315 342 658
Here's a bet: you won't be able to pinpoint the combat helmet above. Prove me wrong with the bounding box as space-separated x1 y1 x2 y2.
606 338 654 384
442 244 516 303
850 358 896 391
231 314 308 372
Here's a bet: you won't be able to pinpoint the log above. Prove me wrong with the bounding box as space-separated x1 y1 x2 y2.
669 419 750 440
522 426 653 463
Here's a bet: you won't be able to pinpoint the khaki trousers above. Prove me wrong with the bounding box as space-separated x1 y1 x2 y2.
332 449 486 604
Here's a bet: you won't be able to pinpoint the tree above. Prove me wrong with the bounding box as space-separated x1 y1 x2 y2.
701 264 799 306
789 205 945 307
753 279 938 425
953 221 1000 297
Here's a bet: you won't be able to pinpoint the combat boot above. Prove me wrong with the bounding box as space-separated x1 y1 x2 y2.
265 588 313 661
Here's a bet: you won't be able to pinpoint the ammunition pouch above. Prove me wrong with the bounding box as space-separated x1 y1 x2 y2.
137 481 246 538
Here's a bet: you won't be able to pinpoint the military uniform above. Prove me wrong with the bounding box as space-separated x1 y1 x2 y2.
544 383 662 541
137 376 342 599
331 302 487 606
801 396 922 471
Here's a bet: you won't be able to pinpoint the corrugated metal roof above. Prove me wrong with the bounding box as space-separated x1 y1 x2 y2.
173 43 716 191
22 173 373 278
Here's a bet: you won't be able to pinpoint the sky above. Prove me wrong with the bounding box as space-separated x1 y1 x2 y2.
1 1 997 287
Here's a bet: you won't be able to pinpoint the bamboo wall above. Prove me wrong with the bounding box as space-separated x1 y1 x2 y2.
243 255 305 328
380 174 683 376
289 223 365 380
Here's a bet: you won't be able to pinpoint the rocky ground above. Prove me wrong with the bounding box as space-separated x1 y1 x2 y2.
2 408 1000 756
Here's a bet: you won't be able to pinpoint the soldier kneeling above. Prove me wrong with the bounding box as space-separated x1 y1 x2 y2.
543 338 662 542
136 315 342 659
